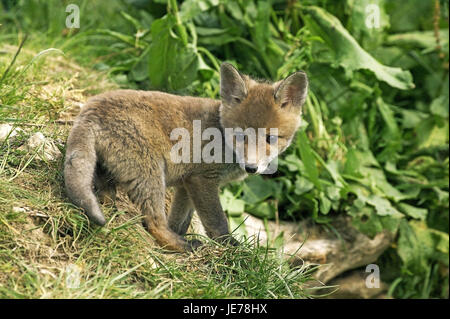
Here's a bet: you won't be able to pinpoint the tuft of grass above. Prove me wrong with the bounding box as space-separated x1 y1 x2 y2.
0 42 315 299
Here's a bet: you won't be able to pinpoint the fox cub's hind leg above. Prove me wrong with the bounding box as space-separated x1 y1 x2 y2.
126 168 200 252
94 163 117 205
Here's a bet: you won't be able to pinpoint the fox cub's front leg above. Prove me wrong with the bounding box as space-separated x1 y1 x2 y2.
168 186 195 236
183 175 238 246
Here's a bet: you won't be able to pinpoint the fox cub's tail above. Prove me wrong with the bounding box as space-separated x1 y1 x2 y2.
64 123 106 226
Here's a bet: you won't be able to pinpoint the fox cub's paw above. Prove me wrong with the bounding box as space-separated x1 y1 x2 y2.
216 235 240 247
186 239 203 251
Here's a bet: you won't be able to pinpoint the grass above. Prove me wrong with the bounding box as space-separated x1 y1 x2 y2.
0 40 317 299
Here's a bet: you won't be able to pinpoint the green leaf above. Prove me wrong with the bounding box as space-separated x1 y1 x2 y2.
279 153 305 173
325 185 341 202
349 205 400 238
224 1 244 21
377 97 401 139
366 195 403 217
430 95 449 119
386 29 449 54
252 0 271 52
400 109 428 129
180 0 214 22
220 189 245 216
246 201 277 219
416 117 449 150
319 192 331 215
398 220 449 274
398 219 432 274
302 6 414 90
397 203 427 221
298 131 321 190
241 175 275 205
410 221 449 257
148 15 199 91
344 147 363 177
294 176 314 196
357 166 412 201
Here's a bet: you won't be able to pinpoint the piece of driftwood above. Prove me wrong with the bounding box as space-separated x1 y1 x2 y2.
322 269 389 299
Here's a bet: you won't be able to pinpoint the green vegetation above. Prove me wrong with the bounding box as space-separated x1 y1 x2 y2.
1 0 448 299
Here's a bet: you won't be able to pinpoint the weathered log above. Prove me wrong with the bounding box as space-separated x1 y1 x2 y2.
322 269 389 299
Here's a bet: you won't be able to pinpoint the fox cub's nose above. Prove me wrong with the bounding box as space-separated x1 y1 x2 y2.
244 165 258 174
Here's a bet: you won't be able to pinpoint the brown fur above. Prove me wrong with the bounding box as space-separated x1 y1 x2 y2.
64 63 308 252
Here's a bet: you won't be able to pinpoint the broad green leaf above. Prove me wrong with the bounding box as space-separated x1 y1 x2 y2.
298 131 321 190
377 97 400 139
148 15 199 91
180 0 214 22
319 192 331 215
241 175 275 204
344 147 363 177
349 205 400 238
252 0 271 52
410 220 449 256
376 97 402 160
430 95 449 119
224 1 244 21
302 6 414 90
246 201 277 219
397 219 426 273
386 29 449 54
400 109 428 129
197 53 215 81
397 203 427 221
294 176 314 196
416 117 449 150
279 153 305 173
357 166 412 201
366 195 403 217
398 220 449 274
325 185 341 202
220 189 245 216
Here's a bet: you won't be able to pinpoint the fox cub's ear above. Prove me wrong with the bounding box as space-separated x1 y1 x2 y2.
220 63 247 106
274 71 308 109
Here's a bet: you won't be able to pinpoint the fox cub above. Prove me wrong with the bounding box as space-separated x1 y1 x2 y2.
64 63 308 252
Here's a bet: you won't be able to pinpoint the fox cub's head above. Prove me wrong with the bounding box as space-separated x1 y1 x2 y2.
219 63 308 174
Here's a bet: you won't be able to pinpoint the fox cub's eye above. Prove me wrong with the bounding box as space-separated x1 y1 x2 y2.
235 132 246 143
266 135 278 144
233 96 242 104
